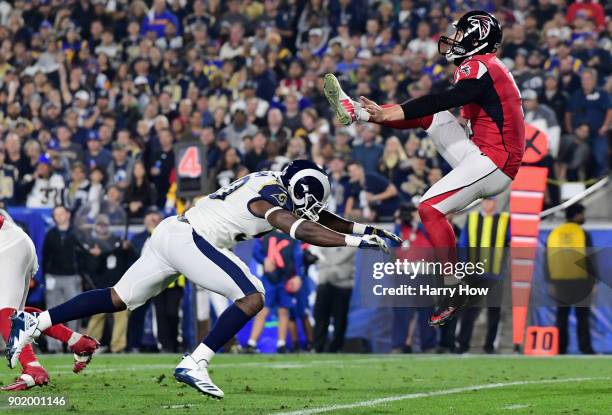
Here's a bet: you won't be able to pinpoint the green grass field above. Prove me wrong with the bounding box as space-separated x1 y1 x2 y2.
0 354 610 414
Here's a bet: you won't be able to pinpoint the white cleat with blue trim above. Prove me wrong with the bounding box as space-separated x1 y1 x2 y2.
174 354 224 399
6 311 42 369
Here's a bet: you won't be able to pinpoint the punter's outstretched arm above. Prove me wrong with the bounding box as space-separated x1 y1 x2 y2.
249 200 389 253
360 78 484 123
316 210 403 244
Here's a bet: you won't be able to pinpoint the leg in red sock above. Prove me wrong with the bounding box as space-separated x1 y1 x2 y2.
25 306 74 344
375 105 433 130
418 198 457 265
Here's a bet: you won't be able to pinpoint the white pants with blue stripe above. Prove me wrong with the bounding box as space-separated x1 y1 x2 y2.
114 216 264 310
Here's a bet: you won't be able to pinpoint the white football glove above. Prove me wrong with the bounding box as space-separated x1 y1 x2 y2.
363 225 403 244
346 234 390 254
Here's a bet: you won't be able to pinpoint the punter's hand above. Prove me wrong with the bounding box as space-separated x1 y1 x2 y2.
359 96 384 122
346 234 389 254
364 225 403 244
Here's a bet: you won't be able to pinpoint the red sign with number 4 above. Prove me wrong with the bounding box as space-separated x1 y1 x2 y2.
177 146 202 178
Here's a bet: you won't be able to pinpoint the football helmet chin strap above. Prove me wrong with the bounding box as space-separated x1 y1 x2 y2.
444 41 490 63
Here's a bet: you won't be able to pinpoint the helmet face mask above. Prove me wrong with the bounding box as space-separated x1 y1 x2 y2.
438 25 467 62
293 193 326 222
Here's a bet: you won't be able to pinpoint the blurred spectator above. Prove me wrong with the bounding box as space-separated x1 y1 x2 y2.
565 0 605 30
408 22 437 61
327 154 350 215
0 139 17 205
557 124 591 182
262 108 291 154
23 153 65 208
502 24 536 60
566 69 611 177
397 150 429 201
244 132 268 173
147 128 175 207
539 75 570 134
378 136 409 188
84 131 112 172
141 0 180 38
63 162 91 213
80 214 131 353
42 206 81 352
107 142 134 191
124 160 157 221
56 125 84 166
546 204 596 354
350 124 383 173
213 147 248 190
456 198 509 354
522 89 561 157
221 102 258 151
345 161 399 221
75 184 126 232
248 230 304 353
312 245 355 353
155 272 186 353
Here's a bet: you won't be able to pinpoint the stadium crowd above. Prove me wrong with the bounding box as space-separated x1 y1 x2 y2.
0 0 609 353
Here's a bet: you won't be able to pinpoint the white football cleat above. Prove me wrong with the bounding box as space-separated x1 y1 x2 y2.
174 354 224 399
324 73 361 125
6 311 42 369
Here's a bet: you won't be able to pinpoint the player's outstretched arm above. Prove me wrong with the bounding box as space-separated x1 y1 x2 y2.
249 200 389 253
360 78 484 123
317 210 403 244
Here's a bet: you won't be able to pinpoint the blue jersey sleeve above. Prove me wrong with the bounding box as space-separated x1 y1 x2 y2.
258 184 294 211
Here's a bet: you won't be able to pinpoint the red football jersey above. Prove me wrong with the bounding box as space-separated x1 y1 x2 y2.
454 53 525 179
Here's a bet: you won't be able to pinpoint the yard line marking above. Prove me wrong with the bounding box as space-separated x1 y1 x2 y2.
270 376 611 415
502 404 530 410
162 404 195 409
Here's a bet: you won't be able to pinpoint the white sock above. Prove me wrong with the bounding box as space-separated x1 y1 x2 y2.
247 339 257 347
37 311 52 332
67 332 82 347
277 340 286 347
191 343 215 368
355 101 370 122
